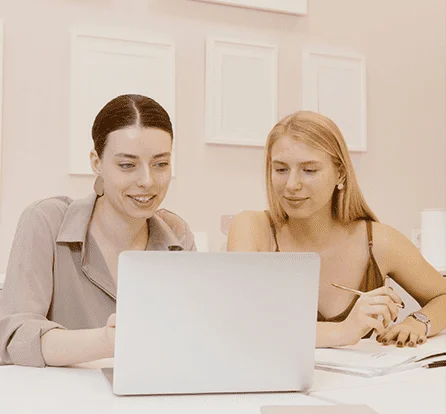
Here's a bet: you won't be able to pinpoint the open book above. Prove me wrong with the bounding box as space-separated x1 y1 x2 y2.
314 333 446 377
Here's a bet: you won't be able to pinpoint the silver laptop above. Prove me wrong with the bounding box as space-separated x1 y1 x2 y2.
103 251 320 395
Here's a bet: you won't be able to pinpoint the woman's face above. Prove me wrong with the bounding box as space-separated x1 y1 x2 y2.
92 126 172 221
271 136 341 220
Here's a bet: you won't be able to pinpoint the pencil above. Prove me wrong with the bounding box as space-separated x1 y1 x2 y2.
331 283 405 309
422 360 446 369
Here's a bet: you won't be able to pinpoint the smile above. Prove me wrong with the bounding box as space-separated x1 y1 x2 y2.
284 197 308 202
128 195 156 203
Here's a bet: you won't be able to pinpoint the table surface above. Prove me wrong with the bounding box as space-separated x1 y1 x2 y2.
1 333 445 414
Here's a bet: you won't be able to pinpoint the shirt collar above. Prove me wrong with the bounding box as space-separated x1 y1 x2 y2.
56 193 97 243
56 192 183 250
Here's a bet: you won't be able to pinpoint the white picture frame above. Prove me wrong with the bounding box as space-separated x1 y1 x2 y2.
205 38 278 147
0 20 3 207
189 0 307 15
301 46 368 152
69 26 176 176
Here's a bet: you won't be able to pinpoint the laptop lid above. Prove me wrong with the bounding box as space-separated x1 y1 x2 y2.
112 251 320 395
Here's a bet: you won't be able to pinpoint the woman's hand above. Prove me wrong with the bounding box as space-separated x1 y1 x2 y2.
101 313 116 357
376 316 427 347
340 286 403 345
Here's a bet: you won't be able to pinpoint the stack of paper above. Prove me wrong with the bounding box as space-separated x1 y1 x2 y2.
314 334 446 377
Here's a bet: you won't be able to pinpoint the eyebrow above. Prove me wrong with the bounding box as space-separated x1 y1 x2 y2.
113 152 171 160
272 160 322 166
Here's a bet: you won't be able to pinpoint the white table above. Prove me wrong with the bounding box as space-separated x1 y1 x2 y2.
0 362 329 414
1 335 445 414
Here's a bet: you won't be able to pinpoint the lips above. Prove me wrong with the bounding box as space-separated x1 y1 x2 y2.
284 197 308 202
128 194 156 203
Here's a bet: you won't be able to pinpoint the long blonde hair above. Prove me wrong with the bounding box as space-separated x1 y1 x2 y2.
265 111 378 225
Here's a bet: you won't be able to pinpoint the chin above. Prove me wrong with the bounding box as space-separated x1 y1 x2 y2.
282 205 313 220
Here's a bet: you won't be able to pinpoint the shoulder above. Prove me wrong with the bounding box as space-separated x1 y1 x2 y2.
227 210 272 251
18 196 73 231
371 221 407 249
11 196 74 250
369 221 415 269
155 209 194 249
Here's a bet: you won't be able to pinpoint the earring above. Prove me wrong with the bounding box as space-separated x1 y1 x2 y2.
337 183 344 190
94 176 104 197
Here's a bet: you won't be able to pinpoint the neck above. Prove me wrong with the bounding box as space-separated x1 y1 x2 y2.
286 204 341 250
90 196 149 250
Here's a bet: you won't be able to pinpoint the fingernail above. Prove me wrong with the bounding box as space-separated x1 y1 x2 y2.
388 286 394 291
397 341 403 347
408 342 415 347
382 338 388 344
417 338 423 344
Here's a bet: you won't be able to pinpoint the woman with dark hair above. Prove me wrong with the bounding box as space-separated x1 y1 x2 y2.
0 94 195 367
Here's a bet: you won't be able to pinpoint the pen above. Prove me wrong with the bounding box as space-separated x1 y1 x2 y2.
422 360 446 369
331 283 405 309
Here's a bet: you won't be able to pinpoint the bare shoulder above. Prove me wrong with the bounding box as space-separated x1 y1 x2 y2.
370 221 418 272
371 222 410 250
227 210 272 251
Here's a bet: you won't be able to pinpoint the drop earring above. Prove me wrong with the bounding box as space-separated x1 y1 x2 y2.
94 176 104 197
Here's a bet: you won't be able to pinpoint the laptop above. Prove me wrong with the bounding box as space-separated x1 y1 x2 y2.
103 251 320 395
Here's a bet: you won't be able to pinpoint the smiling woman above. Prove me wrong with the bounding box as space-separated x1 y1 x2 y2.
0 94 196 368
228 111 446 349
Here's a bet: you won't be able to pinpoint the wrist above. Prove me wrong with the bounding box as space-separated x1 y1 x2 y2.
98 327 114 358
405 314 430 336
338 319 358 345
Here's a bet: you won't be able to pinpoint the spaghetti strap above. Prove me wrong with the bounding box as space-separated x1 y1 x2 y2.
366 220 373 250
264 211 280 252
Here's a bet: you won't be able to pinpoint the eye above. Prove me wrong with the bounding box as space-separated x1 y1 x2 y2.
303 169 317 174
274 168 288 173
154 162 170 168
118 163 135 170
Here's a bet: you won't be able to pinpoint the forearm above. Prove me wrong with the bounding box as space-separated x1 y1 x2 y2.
417 294 446 337
316 321 351 348
41 327 112 367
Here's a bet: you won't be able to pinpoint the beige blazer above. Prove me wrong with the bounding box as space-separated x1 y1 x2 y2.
0 193 195 367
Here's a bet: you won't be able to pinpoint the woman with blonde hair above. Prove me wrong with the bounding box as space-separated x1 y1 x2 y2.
228 111 446 347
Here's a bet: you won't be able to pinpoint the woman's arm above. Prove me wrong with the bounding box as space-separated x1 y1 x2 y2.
227 211 269 251
41 314 115 367
374 223 446 339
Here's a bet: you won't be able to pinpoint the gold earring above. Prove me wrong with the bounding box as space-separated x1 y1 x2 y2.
337 183 344 190
94 176 104 197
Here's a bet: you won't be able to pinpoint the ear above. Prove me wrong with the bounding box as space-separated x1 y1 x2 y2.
337 166 346 185
90 149 102 175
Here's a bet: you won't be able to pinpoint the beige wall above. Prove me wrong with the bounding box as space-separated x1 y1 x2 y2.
0 0 445 272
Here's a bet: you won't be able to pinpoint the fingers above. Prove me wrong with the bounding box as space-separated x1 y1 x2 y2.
365 286 404 308
377 326 427 347
363 315 385 336
407 333 418 348
364 304 392 328
107 313 116 328
395 330 410 347
368 296 399 321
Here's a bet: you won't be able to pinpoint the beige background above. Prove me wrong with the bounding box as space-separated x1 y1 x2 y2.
0 0 445 273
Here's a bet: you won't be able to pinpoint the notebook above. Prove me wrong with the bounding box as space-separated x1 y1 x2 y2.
314 333 446 377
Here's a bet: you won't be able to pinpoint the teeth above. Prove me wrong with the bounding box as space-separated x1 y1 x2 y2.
131 196 153 203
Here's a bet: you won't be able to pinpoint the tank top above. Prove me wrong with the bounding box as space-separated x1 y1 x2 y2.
264 211 384 331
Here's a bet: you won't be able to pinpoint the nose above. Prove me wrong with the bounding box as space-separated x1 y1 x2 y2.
136 164 154 189
285 170 303 192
